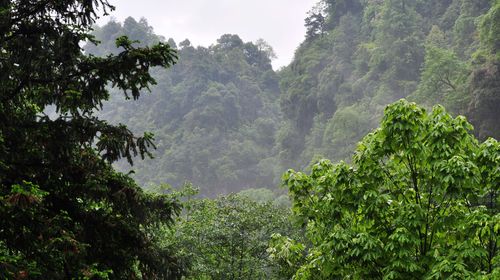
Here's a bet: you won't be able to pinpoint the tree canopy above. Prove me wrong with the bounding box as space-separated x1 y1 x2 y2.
278 0 498 171
85 1 500 197
279 99 499 279
0 0 182 278
1 0 499 278
85 20 282 196
163 187 297 279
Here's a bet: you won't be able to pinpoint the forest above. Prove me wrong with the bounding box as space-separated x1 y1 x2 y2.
0 0 499 279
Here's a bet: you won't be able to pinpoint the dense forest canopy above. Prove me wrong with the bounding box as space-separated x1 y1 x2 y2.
278 0 499 169
1 0 499 279
84 17 283 196
89 0 499 197
163 185 297 279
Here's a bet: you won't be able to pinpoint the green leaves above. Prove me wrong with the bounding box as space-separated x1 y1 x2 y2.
163 193 297 279
282 100 499 279
5 181 48 208
414 42 470 110
479 0 500 58
0 0 182 278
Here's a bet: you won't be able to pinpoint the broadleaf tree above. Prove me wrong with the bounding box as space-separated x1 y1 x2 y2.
0 0 182 278
278 99 499 279
163 189 299 280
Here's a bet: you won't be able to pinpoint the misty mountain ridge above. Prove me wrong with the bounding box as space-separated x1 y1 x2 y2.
86 0 499 196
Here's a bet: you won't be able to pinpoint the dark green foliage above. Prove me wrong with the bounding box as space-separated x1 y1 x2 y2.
323 0 363 27
479 0 500 56
0 0 182 278
467 0 500 141
468 62 500 141
305 10 326 40
85 17 165 57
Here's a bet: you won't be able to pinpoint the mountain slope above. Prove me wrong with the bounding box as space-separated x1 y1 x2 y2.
86 18 283 195
278 0 498 169
87 1 499 195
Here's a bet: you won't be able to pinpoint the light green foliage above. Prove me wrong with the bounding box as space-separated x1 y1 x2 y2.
479 0 500 58
238 188 292 207
282 100 499 279
267 233 306 279
413 40 469 112
452 0 491 57
238 188 275 203
163 192 298 279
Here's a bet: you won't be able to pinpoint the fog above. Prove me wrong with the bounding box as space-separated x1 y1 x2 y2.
97 0 318 69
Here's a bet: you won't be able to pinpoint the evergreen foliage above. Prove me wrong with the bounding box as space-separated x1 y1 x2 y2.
0 1 182 278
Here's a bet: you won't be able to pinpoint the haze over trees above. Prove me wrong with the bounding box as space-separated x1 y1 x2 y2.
278 0 499 170
84 18 282 196
1 0 499 279
90 0 499 197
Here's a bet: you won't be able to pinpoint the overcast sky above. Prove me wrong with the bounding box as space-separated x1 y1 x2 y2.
97 0 318 69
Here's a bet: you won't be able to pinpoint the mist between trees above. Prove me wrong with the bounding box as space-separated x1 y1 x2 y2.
1 0 499 279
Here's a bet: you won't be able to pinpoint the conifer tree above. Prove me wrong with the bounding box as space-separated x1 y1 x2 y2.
0 0 181 278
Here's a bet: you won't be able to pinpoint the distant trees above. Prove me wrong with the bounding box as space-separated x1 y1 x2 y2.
179 39 192 48
479 0 500 57
0 0 181 278
278 0 497 172
414 27 469 112
85 16 163 56
277 100 500 279
255 38 277 61
216 34 244 50
87 23 282 195
323 0 363 27
80 1 500 198
163 187 298 279
305 2 327 40
467 0 500 141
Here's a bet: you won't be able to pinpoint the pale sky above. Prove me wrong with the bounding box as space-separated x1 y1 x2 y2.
97 0 318 69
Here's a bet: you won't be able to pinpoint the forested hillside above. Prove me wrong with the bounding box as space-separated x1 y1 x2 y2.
85 18 283 195
2 0 499 278
279 0 499 169
89 0 499 196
